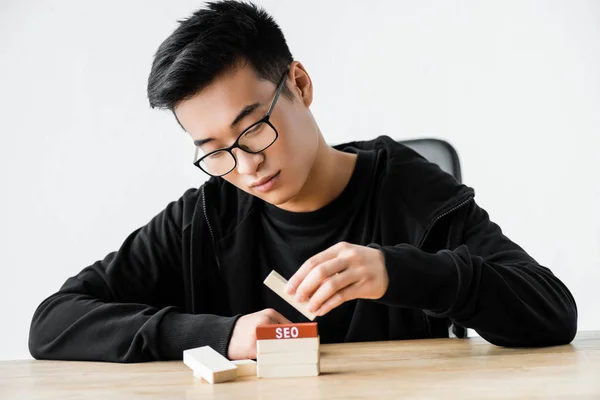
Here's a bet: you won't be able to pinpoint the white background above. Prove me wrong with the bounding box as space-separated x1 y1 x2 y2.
1 0 598 360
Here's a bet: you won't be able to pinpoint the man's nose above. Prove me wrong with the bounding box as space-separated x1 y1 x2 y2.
233 148 263 175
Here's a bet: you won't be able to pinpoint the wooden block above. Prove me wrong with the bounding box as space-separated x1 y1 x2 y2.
257 337 320 354
257 362 320 378
232 359 256 377
183 346 237 384
263 270 316 321
256 322 318 340
257 350 319 365
193 371 209 382
193 359 256 382
189 368 237 384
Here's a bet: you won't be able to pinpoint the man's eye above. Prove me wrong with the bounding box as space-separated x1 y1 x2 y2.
246 126 259 135
208 151 226 159
244 123 265 137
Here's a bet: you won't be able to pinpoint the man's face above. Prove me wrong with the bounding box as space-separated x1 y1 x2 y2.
175 62 319 207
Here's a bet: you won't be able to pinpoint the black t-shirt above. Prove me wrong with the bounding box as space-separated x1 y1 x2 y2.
258 149 378 344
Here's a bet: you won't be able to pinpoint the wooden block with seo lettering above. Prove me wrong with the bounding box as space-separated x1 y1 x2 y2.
256 322 318 340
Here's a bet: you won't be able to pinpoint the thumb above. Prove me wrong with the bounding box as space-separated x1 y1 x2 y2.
269 310 292 325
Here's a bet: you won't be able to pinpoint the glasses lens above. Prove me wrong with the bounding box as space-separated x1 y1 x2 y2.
238 122 277 152
199 150 236 176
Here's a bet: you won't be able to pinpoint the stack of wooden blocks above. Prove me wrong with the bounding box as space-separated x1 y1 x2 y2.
256 322 320 378
183 270 321 383
182 322 321 383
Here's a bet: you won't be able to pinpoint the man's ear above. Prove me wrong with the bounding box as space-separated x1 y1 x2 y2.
290 61 313 108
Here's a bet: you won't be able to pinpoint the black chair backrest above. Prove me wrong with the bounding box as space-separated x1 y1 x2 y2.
400 138 462 183
399 138 466 339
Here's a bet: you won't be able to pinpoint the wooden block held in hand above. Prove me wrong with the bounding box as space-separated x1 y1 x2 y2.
257 362 320 378
257 336 320 354
263 270 316 321
256 322 318 340
232 359 257 377
183 346 237 384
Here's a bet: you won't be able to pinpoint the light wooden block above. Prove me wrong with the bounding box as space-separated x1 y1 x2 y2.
257 362 320 378
183 346 237 384
257 337 320 354
232 359 257 377
256 322 318 340
257 350 319 365
263 270 316 321
194 359 257 382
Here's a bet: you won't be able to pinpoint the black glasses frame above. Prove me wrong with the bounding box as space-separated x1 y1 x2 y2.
193 71 288 177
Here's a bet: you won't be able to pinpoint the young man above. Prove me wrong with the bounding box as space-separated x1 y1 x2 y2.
29 1 577 363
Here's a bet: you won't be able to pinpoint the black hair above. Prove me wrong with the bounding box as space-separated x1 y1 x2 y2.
147 0 294 111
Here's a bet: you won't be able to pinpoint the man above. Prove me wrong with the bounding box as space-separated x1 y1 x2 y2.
29 1 577 363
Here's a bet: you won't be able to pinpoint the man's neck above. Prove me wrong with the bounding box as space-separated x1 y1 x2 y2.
277 137 358 213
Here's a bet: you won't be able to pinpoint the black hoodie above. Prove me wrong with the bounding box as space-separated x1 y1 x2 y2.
28 136 577 362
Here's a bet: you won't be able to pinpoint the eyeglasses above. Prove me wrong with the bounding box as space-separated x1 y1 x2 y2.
193 71 288 177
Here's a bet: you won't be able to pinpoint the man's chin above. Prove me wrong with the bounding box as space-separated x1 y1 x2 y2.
258 189 297 208
258 192 286 206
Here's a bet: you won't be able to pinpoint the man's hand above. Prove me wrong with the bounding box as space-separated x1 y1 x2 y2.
227 308 291 360
285 242 389 317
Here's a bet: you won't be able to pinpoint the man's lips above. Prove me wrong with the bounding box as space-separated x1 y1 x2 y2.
250 171 280 192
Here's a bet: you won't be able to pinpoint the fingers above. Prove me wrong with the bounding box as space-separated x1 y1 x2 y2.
262 308 292 325
306 269 357 313
230 309 293 360
272 312 292 325
314 283 359 316
286 242 348 295
294 256 349 302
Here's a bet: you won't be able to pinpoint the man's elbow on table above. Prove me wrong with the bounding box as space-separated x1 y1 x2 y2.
28 323 50 360
28 303 68 361
477 304 578 348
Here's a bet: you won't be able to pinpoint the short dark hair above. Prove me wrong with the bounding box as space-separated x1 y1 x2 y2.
147 0 294 111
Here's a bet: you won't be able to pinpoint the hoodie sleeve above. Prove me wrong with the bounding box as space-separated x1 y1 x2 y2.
373 200 578 347
28 188 240 362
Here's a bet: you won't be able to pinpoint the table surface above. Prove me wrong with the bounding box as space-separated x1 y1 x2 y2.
1 331 599 399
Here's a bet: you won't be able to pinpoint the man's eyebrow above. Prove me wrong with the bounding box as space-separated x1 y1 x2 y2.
231 102 261 128
193 138 213 147
193 102 262 147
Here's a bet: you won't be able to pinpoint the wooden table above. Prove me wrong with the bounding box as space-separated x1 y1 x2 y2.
2 331 599 399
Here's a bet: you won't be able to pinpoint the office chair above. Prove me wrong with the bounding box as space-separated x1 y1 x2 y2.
400 138 462 183
400 138 466 338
